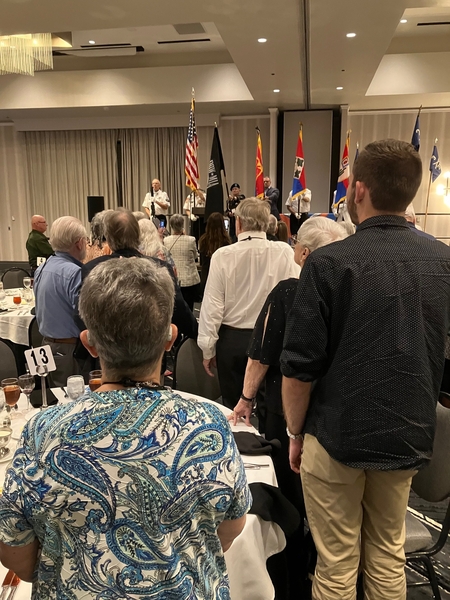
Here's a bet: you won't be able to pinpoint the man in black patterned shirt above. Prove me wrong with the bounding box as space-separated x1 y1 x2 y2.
281 139 450 600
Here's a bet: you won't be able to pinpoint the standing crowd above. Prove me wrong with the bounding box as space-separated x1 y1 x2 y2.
2 138 450 600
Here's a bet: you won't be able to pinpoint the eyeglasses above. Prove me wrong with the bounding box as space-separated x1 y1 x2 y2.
291 235 299 245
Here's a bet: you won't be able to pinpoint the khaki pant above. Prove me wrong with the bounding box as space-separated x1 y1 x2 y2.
301 434 416 600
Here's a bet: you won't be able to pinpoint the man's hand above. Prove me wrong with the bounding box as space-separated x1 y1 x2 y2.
289 437 304 474
203 356 217 377
228 399 252 427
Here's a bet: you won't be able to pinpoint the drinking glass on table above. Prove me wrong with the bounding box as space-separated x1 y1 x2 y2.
23 277 31 290
12 293 21 306
18 373 35 411
67 375 85 400
0 426 12 459
89 370 102 392
1 378 21 418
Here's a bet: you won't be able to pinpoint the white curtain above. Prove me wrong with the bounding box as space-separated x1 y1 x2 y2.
24 130 119 228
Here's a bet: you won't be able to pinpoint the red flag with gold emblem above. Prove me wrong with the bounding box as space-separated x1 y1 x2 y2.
255 127 264 198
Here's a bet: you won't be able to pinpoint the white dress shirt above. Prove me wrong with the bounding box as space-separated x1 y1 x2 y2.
143 190 170 216
198 231 300 359
285 188 312 215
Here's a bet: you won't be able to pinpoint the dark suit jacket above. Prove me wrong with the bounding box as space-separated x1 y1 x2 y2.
78 248 198 339
265 187 280 219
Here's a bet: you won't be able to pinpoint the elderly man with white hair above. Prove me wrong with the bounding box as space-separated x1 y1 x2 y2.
34 216 88 387
198 197 299 409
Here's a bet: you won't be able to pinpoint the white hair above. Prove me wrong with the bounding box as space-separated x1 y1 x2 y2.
50 216 86 252
405 203 416 223
133 211 148 222
235 198 270 232
267 214 278 236
297 217 348 251
139 219 165 257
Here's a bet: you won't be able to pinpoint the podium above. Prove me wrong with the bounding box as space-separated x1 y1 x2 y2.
191 207 206 241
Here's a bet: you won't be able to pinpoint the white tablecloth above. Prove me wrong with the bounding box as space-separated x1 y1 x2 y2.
0 290 34 346
0 389 285 600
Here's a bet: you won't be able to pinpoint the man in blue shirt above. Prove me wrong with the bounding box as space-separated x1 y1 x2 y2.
34 216 87 387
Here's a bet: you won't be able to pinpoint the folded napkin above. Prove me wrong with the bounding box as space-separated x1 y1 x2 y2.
233 431 281 456
249 482 301 537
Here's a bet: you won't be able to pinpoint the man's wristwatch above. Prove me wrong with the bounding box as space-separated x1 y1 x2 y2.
286 427 303 441
240 394 257 410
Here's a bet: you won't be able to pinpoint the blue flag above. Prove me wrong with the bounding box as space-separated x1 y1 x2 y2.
430 143 441 183
411 114 420 152
353 143 359 167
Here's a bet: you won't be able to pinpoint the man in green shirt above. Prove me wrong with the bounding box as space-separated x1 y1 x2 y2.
26 215 53 273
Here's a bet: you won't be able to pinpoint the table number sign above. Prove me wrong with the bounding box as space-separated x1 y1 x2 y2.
24 345 56 377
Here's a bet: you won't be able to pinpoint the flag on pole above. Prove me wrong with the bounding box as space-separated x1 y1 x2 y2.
430 140 441 183
292 124 307 199
255 128 264 198
411 107 421 152
332 132 351 211
205 125 227 219
185 90 199 191
353 142 359 167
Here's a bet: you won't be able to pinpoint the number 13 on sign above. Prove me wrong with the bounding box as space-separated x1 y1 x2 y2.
24 345 56 376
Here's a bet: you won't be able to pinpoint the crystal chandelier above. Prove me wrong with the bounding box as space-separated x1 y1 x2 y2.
0 33 53 76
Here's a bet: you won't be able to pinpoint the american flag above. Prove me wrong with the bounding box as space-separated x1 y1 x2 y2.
185 93 199 191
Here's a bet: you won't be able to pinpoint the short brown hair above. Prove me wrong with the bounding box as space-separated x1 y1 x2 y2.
352 139 422 212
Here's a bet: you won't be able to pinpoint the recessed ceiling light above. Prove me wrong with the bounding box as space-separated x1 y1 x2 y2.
273 89 280 93
346 32 356 38
400 19 407 23
336 86 343 90
257 38 267 43
89 40 96 45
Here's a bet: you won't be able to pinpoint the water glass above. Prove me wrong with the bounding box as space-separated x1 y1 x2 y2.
66 375 85 400
23 277 31 289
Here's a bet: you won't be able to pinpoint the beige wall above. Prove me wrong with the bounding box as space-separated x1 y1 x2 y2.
348 110 450 245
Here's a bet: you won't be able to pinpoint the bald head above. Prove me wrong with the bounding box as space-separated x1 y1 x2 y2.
31 215 48 234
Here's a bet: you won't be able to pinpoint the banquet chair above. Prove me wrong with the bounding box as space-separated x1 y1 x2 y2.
1 267 31 289
0 339 18 381
405 401 450 600
173 337 222 402
29 317 44 349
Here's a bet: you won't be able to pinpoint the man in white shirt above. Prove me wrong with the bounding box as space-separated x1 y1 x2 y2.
198 198 300 409
142 179 170 222
285 188 312 235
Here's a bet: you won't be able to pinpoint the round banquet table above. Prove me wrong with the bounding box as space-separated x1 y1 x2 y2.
0 290 34 347
0 389 286 600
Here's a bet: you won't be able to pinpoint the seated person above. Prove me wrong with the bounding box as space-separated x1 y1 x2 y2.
184 189 206 220
0 258 251 597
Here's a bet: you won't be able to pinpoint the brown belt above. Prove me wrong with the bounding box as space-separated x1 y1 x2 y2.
44 337 78 344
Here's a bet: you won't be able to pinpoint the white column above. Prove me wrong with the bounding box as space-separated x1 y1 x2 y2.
340 104 349 153
268 107 279 186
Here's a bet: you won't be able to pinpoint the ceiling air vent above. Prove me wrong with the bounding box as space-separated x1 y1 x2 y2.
417 21 450 26
173 23 206 35
157 38 210 45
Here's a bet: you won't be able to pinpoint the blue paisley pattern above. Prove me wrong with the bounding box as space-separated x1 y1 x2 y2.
0 389 251 599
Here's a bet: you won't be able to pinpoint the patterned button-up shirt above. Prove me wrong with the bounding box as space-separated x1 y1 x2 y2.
281 215 450 470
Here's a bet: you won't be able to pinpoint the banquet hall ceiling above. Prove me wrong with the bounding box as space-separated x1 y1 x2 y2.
0 0 450 121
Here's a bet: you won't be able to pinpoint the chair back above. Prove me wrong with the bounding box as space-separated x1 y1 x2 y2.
173 337 221 401
29 317 44 348
412 402 450 503
1 267 31 289
0 340 18 381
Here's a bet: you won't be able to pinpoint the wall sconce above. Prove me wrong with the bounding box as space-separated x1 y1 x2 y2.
436 171 450 207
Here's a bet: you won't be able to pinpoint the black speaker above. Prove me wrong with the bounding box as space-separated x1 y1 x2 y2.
87 196 105 222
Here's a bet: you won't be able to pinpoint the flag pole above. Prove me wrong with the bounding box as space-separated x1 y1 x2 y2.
423 137 437 232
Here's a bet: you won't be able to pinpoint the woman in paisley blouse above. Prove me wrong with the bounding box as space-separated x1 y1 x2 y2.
0 258 251 599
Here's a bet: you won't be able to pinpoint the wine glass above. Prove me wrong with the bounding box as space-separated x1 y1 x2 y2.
12 294 21 306
67 375 85 400
89 370 102 392
1 378 21 419
18 374 35 412
23 277 31 290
